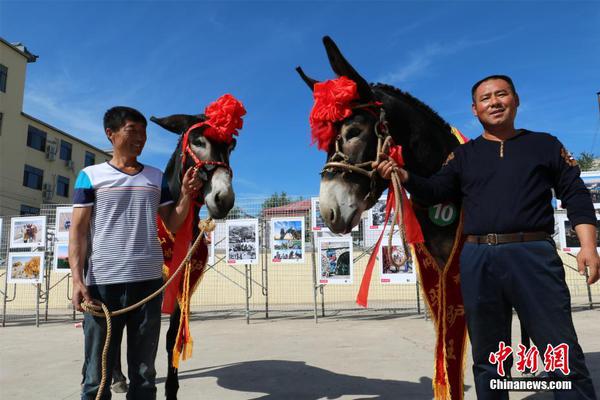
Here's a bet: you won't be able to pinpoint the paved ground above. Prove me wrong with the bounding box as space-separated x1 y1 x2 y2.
1 309 599 399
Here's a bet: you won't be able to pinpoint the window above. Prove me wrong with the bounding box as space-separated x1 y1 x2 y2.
20 205 40 216
23 164 44 190
56 175 70 197
0 64 7 93
84 151 95 167
60 140 72 161
27 126 47 151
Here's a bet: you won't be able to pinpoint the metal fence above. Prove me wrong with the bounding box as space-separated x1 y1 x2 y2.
1 198 598 326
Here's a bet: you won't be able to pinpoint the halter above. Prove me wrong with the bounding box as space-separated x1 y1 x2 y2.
180 121 232 179
321 104 392 205
321 104 410 268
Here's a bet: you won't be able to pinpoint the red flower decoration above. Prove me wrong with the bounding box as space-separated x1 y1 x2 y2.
309 76 359 151
203 94 246 144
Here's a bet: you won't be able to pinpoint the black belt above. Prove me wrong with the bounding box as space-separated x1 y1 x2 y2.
465 231 550 246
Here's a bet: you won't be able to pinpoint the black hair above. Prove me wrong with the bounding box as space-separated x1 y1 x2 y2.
471 75 517 101
103 106 147 132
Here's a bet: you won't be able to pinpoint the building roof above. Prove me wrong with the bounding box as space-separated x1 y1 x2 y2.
0 37 38 63
22 112 112 157
263 199 311 216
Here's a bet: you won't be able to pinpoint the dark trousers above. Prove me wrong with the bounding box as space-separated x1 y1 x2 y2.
81 278 162 400
460 240 597 400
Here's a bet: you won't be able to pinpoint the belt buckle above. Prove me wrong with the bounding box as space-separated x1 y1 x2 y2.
486 233 498 246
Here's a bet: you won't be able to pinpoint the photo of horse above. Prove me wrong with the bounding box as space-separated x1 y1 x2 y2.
271 217 304 263
10 216 47 249
8 252 45 283
226 219 259 265
317 236 353 284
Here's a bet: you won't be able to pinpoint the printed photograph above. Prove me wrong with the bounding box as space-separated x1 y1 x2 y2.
564 219 600 249
271 217 304 263
311 197 327 231
369 196 387 229
53 243 70 273
8 252 45 283
317 237 353 284
205 231 215 265
556 171 600 210
10 216 47 249
55 207 73 241
226 219 259 265
379 242 416 284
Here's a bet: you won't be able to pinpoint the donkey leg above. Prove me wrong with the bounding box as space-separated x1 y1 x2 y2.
165 305 180 400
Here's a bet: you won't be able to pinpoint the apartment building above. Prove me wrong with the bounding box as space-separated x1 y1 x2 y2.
0 37 111 216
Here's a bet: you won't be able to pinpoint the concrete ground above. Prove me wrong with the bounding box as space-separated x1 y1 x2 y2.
1 309 599 400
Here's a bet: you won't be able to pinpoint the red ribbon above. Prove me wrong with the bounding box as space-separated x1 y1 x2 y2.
356 145 423 307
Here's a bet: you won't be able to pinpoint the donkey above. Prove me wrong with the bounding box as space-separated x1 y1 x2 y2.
151 113 237 400
297 36 461 268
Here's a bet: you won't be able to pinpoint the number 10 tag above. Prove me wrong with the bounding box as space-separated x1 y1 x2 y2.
428 203 457 226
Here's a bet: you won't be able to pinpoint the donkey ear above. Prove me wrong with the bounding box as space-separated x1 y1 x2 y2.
323 36 374 101
295 66 319 91
150 114 204 135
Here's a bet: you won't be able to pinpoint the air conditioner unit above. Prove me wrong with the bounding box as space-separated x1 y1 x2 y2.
42 183 54 201
45 143 57 161
66 160 74 170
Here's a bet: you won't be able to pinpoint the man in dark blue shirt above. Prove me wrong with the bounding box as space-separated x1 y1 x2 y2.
377 75 599 399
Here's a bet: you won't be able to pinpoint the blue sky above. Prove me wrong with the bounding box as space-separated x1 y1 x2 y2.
1 1 599 198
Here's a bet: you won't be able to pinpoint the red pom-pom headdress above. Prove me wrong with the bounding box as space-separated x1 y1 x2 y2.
202 94 246 144
309 76 359 151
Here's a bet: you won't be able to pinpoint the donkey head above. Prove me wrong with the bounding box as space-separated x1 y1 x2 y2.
151 114 236 219
297 36 388 234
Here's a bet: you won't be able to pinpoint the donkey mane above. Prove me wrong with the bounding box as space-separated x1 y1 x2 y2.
372 83 451 132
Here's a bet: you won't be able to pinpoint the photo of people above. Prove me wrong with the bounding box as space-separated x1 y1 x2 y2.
8 252 45 283
368 195 387 230
55 207 73 241
53 243 70 273
557 213 600 253
226 219 259 265
271 217 304 263
10 216 47 249
317 237 353 284
379 241 416 284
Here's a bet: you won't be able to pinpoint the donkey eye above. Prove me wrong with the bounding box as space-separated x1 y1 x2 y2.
345 127 362 141
192 135 206 148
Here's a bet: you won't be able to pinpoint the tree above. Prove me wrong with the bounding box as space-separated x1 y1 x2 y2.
577 152 596 171
261 192 292 210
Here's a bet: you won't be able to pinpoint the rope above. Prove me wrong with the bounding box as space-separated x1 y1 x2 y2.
81 218 216 400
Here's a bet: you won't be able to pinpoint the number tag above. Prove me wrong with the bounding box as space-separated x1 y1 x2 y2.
428 203 457 226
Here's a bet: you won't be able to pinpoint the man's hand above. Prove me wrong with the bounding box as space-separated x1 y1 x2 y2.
180 167 203 199
72 281 94 312
576 247 600 285
372 154 409 182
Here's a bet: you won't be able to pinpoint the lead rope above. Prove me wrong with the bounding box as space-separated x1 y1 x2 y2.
81 218 216 400
322 108 411 270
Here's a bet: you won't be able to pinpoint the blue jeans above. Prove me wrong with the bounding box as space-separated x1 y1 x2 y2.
81 278 162 400
460 240 597 400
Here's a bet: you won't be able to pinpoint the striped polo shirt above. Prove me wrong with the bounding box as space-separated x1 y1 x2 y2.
73 162 173 285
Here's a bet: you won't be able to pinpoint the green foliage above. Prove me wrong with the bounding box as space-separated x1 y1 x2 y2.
577 152 596 171
261 192 292 210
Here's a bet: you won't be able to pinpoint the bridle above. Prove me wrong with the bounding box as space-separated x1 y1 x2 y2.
321 104 393 205
180 121 232 180
321 104 410 268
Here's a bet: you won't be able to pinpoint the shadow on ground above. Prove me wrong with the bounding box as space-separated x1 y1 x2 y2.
158 359 470 399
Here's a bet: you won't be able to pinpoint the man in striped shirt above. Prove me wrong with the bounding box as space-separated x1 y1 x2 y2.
69 106 201 400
